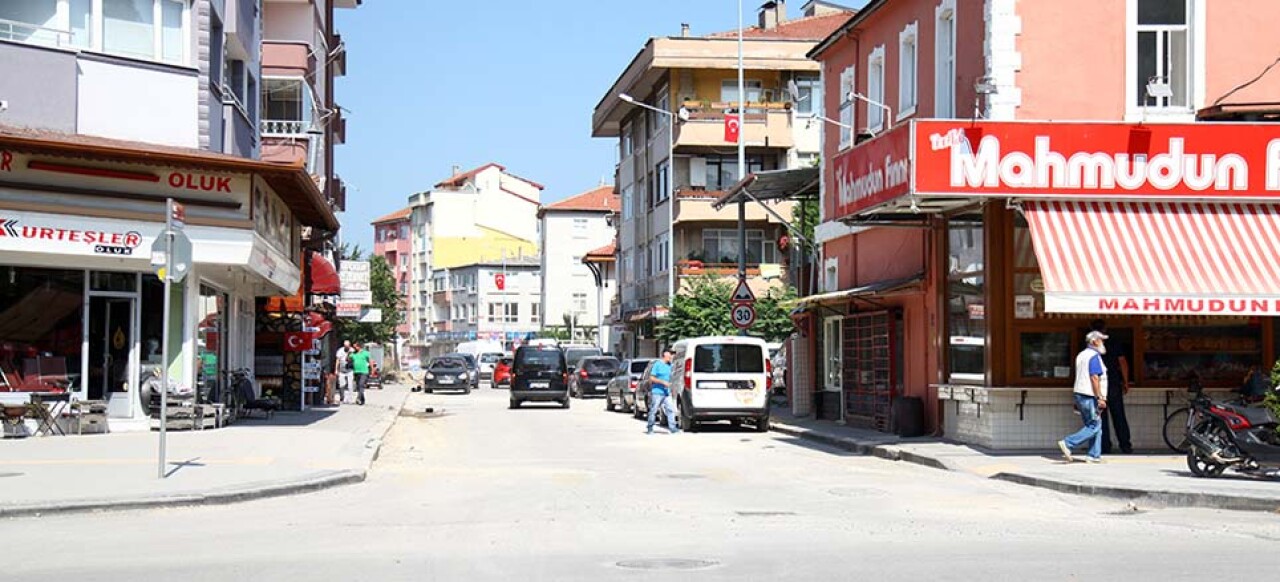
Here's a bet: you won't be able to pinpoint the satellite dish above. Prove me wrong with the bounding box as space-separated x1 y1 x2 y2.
787 79 802 103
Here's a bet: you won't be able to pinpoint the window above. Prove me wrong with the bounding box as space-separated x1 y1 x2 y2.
824 257 839 292
99 0 186 63
531 303 540 321
654 160 670 204
701 229 775 264
573 218 589 238
898 22 918 119
648 85 669 138
935 0 957 118
621 122 633 158
867 45 886 131
653 233 669 273
573 292 588 314
838 66 855 149
793 74 822 116
1135 0 1191 108
721 79 764 109
621 185 633 221
947 217 985 383
704 155 768 191
647 170 656 208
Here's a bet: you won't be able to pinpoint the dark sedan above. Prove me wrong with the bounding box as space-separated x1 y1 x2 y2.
422 357 472 394
569 356 620 399
606 358 655 413
630 360 667 424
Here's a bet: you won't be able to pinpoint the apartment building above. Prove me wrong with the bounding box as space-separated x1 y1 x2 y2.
591 0 851 357
538 185 620 348
0 0 342 422
798 0 1280 444
405 163 544 357
428 257 542 357
372 207 412 340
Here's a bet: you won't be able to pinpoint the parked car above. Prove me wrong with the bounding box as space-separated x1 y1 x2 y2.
509 345 569 409
492 357 513 387
422 357 472 394
669 336 772 432
441 352 480 390
606 358 655 413
561 344 603 369
631 360 662 422
477 352 504 381
569 356 620 399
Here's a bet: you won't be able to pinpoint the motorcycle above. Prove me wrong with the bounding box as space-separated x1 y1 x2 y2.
1184 375 1280 478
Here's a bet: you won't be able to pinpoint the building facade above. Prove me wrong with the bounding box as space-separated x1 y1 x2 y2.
428 258 542 357
404 163 543 359
802 0 1280 445
372 207 412 340
592 0 851 358
538 185 620 348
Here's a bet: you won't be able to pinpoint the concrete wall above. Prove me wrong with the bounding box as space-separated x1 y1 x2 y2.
1204 0 1280 106
0 42 77 132
1017 0 1126 121
263 2 316 42
77 56 200 148
540 211 615 330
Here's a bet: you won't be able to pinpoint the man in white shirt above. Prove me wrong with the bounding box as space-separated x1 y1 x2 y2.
1058 330 1109 463
335 340 353 405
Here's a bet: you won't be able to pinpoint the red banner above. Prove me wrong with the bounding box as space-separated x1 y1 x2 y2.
913 120 1280 199
494 272 506 291
830 123 913 220
724 114 740 143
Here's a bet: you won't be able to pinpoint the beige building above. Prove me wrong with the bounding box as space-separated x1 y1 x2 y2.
591 0 851 357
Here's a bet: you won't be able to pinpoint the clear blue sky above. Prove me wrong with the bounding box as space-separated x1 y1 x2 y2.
334 1 865 249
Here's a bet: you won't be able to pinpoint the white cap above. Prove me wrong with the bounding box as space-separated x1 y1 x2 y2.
1086 330 1109 343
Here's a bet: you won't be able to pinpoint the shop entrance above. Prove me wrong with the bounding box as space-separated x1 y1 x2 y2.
88 295 139 418
818 316 844 421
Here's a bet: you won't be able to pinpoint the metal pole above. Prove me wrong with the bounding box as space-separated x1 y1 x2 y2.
299 311 306 412
158 198 172 478
501 249 507 349
737 0 748 336
666 110 675 304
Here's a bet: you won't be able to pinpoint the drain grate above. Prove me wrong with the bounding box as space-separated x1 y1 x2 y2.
616 559 719 571
660 473 707 480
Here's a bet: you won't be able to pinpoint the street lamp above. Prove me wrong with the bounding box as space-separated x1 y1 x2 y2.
619 92 682 312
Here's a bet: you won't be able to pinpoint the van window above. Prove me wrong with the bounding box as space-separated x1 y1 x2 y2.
479 353 502 364
582 358 619 374
694 344 765 373
630 360 651 374
564 347 603 367
517 349 564 371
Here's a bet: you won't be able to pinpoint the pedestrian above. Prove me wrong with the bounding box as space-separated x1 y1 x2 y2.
350 342 371 406
1059 330 1109 463
1092 319 1132 454
646 348 680 435
335 339 353 404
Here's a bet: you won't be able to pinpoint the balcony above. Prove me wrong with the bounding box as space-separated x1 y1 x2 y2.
674 101 794 149
331 32 347 76
673 190 794 224
332 108 346 145
675 260 787 296
262 40 316 81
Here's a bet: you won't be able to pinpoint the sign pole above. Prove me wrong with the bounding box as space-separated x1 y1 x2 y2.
299 312 307 412
158 199 173 479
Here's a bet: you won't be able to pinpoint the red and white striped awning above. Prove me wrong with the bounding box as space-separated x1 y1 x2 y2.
1022 201 1280 315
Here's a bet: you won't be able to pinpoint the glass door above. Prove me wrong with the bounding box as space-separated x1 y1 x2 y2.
89 296 138 418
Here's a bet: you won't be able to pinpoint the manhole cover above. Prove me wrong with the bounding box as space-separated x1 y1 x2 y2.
615 559 719 571
735 511 796 517
399 408 447 419
0 472 22 478
660 473 706 480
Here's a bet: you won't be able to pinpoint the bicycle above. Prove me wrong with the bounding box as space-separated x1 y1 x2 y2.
1161 376 1207 454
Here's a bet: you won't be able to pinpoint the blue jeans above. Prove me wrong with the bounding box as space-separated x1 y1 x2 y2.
647 391 678 433
1063 393 1102 459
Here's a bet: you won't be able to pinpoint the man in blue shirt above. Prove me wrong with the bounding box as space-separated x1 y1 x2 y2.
1059 330 1109 463
646 348 680 434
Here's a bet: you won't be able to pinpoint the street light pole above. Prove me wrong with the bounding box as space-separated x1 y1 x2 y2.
737 0 747 336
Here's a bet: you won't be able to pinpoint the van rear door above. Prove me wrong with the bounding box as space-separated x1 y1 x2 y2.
687 342 768 411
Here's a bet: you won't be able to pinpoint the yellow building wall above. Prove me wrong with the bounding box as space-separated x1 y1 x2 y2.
433 228 537 269
671 69 784 106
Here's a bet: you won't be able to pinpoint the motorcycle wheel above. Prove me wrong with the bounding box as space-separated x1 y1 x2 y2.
1186 449 1226 478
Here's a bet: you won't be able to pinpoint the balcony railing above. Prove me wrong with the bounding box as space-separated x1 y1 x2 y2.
0 18 71 49
677 260 762 277
261 119 308 135
673 100 795 149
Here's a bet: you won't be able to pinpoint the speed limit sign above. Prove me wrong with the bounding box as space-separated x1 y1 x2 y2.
731 303 756 329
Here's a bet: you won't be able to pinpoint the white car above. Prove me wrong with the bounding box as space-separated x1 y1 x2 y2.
477 352 504 380
669 336 772 432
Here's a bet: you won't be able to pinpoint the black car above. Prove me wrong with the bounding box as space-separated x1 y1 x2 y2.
510 345 569 409
441 352 480 389
569 356 620 399
606 358 655 413
422 357 472 394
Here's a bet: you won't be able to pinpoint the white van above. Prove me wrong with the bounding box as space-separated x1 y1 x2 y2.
670 336 771 432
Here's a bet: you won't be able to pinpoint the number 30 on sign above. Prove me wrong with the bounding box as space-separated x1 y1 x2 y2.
731 304 756 329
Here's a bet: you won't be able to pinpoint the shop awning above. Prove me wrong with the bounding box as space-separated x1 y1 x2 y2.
712 167 820 210
1023 201 1280 315
795 273 924 308
309 252 341 295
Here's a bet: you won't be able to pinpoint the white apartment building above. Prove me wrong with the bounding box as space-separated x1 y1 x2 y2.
428 258 542 357
403 164 543 358
538 185 619 348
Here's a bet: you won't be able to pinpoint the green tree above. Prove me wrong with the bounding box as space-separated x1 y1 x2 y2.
792 200 819 248
655 276 796 346
334 255 403 344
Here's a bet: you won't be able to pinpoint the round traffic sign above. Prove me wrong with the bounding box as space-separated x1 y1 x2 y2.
731 303 756 329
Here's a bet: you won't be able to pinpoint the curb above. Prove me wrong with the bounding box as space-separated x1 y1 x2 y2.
0 470 365 519
771 420 1280 512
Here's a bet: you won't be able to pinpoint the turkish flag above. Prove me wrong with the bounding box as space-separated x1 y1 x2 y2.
495 273 506 291
284 331 313 352
724 114 740 143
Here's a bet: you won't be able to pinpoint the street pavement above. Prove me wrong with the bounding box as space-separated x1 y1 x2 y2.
0 383 407 516
3 387 1280 581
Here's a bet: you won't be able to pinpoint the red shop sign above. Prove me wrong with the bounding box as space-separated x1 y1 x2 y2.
830 123 913 220
913 120 1280 200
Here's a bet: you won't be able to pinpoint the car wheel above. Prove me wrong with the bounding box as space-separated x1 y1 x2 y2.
463 387 471 395
678 401 697 433
509 399 519 409
754 415 771 432
606 394 615 412
632 399 643 419
424 387 433 394
562 398 571 409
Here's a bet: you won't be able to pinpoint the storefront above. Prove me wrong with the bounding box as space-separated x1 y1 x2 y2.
0 128 335 429
827 119 1280 448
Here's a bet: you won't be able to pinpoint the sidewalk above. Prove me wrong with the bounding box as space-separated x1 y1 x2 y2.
770 412 1280 512
0 383 409 518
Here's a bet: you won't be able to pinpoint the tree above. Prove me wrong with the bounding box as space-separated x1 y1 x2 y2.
655 276 796 346
338 242 365 261
333 255 403 345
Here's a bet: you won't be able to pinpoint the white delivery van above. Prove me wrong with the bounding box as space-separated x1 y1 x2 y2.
455 340 504 380
670 336 771 432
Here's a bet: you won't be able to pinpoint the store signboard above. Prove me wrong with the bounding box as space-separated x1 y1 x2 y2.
340 260 372 305
0 211 144 257
336 303 362 318
830 122 913 220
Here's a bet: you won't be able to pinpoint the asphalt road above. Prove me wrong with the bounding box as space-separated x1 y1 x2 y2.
4 385 1280 581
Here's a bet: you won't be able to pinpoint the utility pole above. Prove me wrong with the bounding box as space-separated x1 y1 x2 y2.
737 0 748 336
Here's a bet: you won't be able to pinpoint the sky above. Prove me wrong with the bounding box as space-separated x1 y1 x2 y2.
333 0 866 250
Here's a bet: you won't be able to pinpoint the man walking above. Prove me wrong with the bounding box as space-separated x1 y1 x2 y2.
350 343 371 406
646 348 680 435
1093 320 1132 454
335 340 353 405
1059 330 1109 463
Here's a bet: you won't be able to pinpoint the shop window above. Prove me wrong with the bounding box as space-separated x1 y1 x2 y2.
947 217 985 383
197 285 227 403
91 271 138 292
1143 321 1261 383
1020 332 1073 379
0 267 84 393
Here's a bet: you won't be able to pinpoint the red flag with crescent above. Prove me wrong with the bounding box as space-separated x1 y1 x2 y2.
284 331 313 352
724 114 740 143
